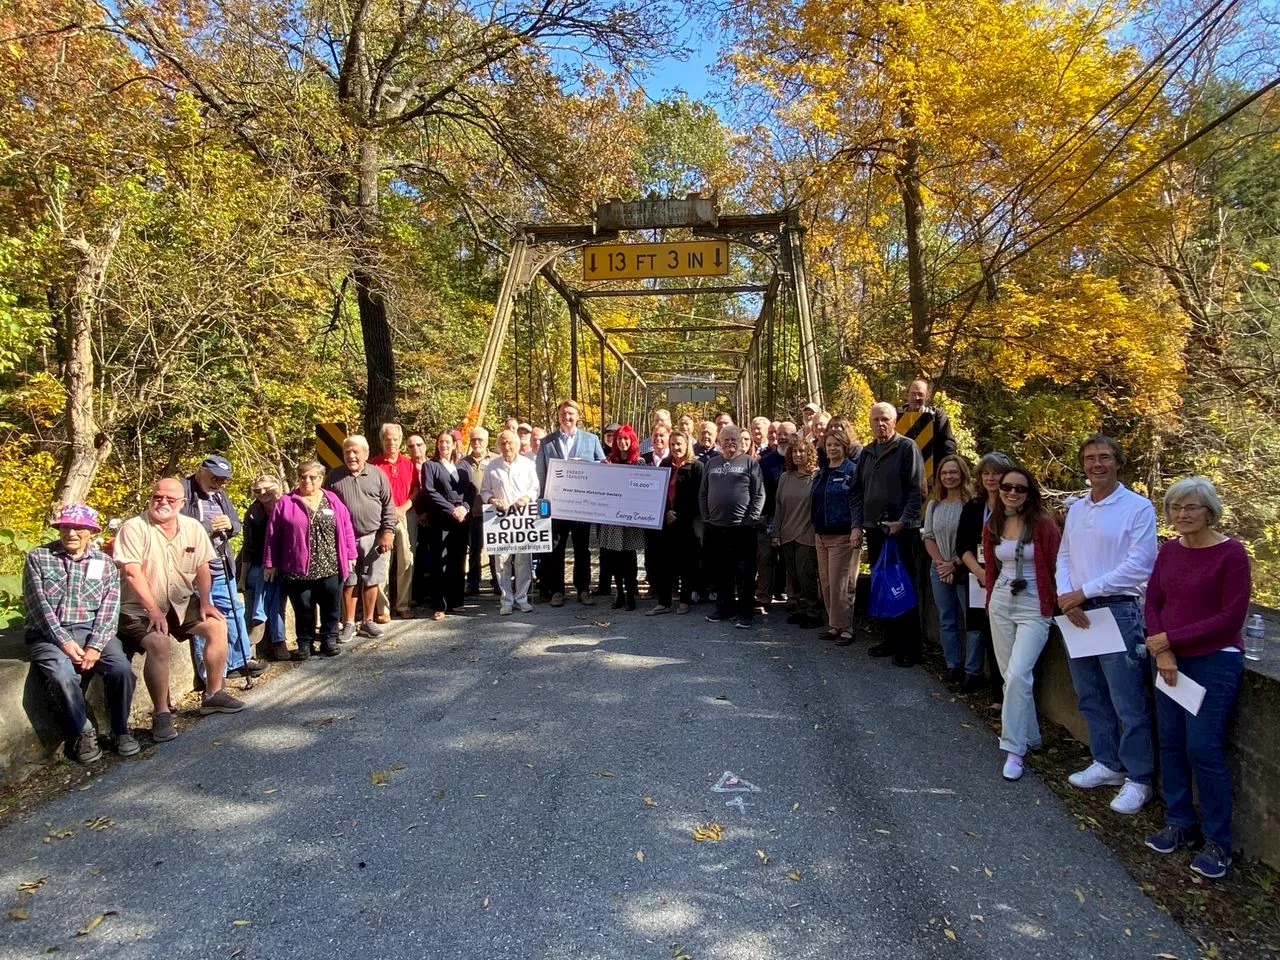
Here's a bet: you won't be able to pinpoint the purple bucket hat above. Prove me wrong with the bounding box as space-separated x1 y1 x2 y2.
51 503 102 532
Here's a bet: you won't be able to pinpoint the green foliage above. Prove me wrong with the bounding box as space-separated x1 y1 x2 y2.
0 527 40 628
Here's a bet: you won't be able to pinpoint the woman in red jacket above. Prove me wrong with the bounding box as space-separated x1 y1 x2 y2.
982 465 1061 782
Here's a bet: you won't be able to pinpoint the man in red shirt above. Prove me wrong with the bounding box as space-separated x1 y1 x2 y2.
369 422 419 619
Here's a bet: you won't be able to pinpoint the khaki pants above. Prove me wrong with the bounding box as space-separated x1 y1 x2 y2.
815 533 860 631
376 513 415 615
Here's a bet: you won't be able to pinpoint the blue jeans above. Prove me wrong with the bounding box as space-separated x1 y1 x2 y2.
244 564 285 646
1157 650 1243 848
929 566 983 676
192 572 253 678
1066 598 1155 784
27 634 135 740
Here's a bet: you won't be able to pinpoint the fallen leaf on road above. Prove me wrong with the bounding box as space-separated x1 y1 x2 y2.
75 913 112 936
969 915 984 922
756 849 770 865
370 771 390 787
642 797 658 807
825 806 836 813
482 897 489 909
16 877 48 893
42 826 74 843
944 928 957 941
436 790 445 800
524 763 534 770
673 946 694 960
7 908 28 921
390 762 407 772
984 867 993 878
231 918 250 926
791 802 800 811
591 620 610 627
635 850 645 862
474 794 487 799
874 829 890 835
263 789 278 795
692 823 724 842
1073 887 1085 904
372 670 385 678
964 831 980 838
84 816 114 831
592 770 615 779
786 870 802 882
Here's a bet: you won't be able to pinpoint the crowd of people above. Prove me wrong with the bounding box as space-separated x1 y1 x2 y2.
22 380 1254 879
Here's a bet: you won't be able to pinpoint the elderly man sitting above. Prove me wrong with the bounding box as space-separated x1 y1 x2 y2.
114 478 245 742
24 504 138 762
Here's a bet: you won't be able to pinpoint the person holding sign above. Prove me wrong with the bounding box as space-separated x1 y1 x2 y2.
980 466 1060 782
1056 435 1158 815
1142 476 1251 880
481 429 541 616
599 425 647 611
535 400 606 607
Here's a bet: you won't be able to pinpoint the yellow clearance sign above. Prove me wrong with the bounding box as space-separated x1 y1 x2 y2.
581 241 730 281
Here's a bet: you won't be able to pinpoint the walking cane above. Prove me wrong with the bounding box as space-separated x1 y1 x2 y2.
219 548 254 690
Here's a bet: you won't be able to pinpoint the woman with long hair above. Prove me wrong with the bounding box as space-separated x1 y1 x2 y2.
648 430 704 615
774 434 822 628
599 424 646 610
956 451 1014 696
923 455 980 686
810 427 859 643
982 464 1061 782
420 429 476 620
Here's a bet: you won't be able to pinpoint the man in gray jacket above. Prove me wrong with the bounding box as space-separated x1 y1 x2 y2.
699 425 766 628
850 402 926 666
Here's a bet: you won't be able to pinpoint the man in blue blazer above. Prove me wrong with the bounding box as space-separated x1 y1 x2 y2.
535 399 606 606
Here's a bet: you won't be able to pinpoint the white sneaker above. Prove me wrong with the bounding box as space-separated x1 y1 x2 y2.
499 604 513 616
516 601 534 613
1068 761 1126 790
1109 779 1152 815
1002 754 1024 781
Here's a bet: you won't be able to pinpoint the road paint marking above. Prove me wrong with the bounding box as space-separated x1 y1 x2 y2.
711 771 762 793
725 796 750 813
886 787 956 796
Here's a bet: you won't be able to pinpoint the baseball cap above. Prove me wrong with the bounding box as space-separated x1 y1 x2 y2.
517 422 533 433
201 455 233 478
802 402 821 413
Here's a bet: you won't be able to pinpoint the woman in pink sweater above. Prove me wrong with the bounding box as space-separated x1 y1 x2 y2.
1142 476 1251 880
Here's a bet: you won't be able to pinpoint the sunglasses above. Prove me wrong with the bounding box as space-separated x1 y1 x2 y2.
1000 483 1030 494
150 495 182 505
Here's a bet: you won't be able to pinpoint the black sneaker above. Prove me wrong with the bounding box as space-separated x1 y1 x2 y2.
705 612 724 623
962 674 987 694
1190 842 1232 879
231 660 267 679
945 666 965 684
735 616 754 629
833 631 855 646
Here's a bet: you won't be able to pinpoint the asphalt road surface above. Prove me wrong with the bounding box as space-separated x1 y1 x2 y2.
0 595 1197 960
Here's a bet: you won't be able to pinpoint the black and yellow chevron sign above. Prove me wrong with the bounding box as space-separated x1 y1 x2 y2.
896 410 935 485
315 422 347 469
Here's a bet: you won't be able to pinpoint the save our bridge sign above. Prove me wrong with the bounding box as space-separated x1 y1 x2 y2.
581 240 730 281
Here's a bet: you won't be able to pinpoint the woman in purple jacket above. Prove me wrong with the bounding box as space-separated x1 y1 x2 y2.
264 460 357 659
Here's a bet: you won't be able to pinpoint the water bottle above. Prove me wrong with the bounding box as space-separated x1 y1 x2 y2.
1245 614 1266 661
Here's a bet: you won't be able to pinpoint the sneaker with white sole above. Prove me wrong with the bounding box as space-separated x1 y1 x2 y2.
199 689 246 715
1068 761 1126 790
1109 779 1152 815
1190 841 1232 879
1002 753 1024 781
500 604 513 616
516 601 534 613
338 621 358 644
359 619 385 638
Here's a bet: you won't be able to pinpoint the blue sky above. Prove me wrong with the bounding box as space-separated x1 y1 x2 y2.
639 23 725 103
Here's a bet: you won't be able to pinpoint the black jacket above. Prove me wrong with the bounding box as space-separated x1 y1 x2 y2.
181 474 241 571
955 497 989 564
418 459 476 526
671 459 704 527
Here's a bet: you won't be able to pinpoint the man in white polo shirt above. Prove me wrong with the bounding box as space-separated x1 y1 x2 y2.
1056 435 1158 815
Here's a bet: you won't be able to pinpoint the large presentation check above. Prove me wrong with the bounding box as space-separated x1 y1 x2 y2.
542 459 671 530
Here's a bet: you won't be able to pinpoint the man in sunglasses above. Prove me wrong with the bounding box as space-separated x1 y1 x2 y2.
182 455 264 683
114 478 246 743
1057 435 1158 816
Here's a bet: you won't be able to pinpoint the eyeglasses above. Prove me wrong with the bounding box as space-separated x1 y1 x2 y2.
150 495 182 505
999 483 1030 494
1168 503 1207 515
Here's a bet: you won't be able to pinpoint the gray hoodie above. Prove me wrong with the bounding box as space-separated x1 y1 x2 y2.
698 453 766 527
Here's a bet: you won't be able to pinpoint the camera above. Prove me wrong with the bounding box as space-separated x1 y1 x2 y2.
1010 578 1028 596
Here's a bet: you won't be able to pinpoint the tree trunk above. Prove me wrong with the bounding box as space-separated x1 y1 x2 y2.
354 136 396 437
52 223 123 509
897 129 929 358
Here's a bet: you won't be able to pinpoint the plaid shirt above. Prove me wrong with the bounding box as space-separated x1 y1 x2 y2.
23 541 120 651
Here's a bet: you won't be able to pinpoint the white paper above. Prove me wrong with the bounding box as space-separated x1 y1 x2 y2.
1054 607 1127 658
1155 671 1206 716
86 558 105 580
968 574 986 609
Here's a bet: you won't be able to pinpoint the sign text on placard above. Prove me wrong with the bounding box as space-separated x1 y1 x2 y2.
581 241 729 282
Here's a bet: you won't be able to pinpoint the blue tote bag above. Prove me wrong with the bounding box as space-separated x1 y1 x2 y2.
867 536 917 619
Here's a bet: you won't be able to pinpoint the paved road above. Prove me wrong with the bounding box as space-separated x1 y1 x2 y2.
1 597 1195 960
